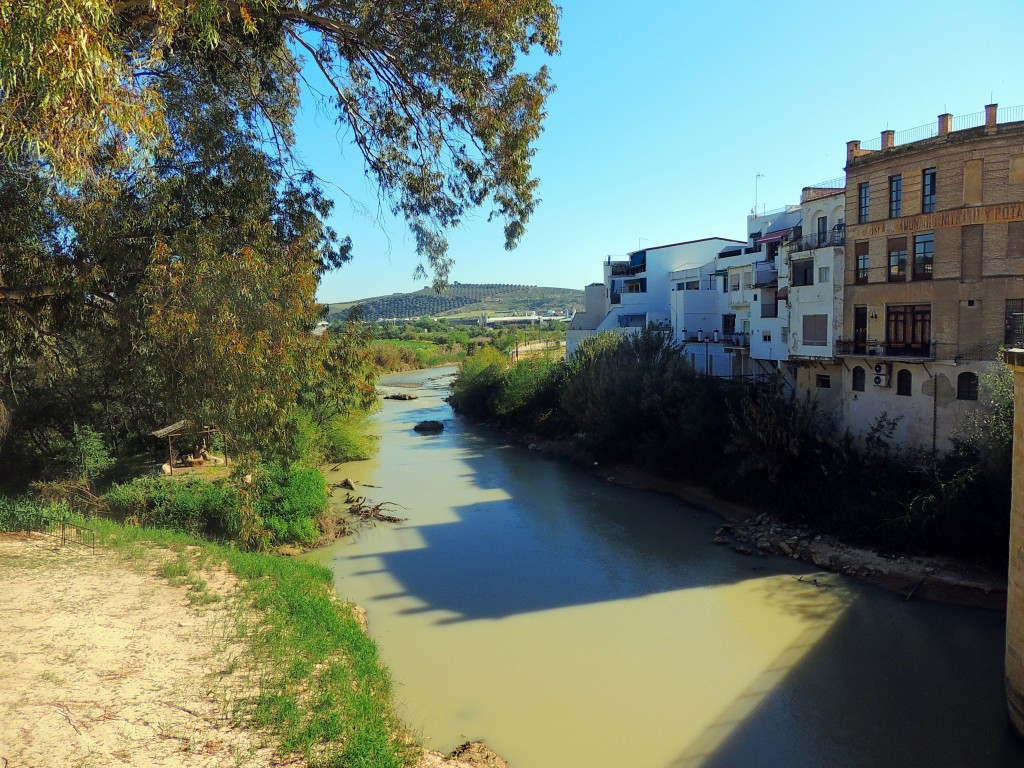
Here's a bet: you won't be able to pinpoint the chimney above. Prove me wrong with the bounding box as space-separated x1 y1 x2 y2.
986 103 999 128
846 140 861 163
938 113 952 137
881 130 895 150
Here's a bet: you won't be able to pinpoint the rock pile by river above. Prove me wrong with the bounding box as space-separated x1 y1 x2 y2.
715 513 1006 610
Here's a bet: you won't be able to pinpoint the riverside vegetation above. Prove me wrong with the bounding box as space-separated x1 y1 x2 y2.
0 504 412 768
1 2 562 765
359 314 568 373
449 328 1013 569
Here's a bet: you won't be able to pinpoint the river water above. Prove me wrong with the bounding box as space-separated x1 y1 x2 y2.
310 367 1024 767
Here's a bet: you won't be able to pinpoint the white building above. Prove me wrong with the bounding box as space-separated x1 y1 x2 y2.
566 283 607 357
668 209 800 381
571 238 744 354
778 183 846 417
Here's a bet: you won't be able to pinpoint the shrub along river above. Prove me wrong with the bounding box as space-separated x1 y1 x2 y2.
310 367 1024 767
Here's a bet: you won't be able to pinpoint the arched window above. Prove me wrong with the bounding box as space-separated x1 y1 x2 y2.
896 369 912 396
852 366 865 392
957 371 979 401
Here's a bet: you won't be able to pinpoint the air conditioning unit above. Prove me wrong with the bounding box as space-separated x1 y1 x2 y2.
872 362 891 387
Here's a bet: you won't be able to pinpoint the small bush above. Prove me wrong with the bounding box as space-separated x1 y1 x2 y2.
448 346 508 417
68 425 115 483
0 497 72 530
104 462 328 549
324 414 377 462
107 475 239 538
491 358 562 419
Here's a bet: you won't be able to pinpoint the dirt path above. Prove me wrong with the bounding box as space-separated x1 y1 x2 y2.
0 533 285 768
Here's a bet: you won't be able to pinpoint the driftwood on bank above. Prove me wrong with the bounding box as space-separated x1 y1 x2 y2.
343 493 407 524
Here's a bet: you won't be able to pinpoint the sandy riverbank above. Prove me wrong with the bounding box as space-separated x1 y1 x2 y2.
0 533 505 768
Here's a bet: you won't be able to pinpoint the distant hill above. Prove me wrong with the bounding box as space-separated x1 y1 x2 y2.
326 283 585 322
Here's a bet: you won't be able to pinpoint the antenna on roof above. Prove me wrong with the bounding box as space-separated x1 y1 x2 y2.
754 172 764 216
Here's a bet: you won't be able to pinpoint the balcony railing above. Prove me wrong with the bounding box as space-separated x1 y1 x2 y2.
610 263 645 277
753 261 778 287
681 332 748 347
835 339 936 360
788 226 846 254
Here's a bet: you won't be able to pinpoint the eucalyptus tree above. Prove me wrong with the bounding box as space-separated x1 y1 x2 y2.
0 1 560 463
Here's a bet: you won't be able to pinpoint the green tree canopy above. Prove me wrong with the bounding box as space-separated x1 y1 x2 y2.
0 0 560 281
0 0 559 464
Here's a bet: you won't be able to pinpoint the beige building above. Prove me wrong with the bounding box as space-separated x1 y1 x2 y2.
839 104 1024 451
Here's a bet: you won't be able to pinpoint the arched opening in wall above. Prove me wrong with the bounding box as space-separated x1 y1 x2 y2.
852 366 865 391
897 368 912 396
957 371 979 401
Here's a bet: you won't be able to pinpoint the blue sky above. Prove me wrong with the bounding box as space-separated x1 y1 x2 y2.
302 0 1024 304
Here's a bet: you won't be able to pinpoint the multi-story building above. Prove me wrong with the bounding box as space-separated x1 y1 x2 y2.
839 103 1024 450
671 209 799 380
573 238 742 355
779 182 846 418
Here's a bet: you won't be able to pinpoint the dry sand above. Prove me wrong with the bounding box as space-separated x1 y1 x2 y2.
0 533 503 768
0 533 285 768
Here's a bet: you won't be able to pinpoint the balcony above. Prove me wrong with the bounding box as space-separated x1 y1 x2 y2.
788 225 846 254
753 261 778 287
723 332 749 349
835 339 936 360
610 263 645 277
728 288 751 307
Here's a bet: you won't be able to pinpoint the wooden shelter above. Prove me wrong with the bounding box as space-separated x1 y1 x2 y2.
150 420 226 475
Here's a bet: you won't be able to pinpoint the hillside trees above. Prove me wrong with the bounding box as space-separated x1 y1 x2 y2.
0 1 560 467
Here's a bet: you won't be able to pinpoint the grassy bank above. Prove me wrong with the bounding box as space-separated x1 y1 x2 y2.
2 507 414 768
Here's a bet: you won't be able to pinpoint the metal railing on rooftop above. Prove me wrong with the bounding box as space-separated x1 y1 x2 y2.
1000 105 1024 124
857 104 1024 152
952 110 986 132
803 176 845 190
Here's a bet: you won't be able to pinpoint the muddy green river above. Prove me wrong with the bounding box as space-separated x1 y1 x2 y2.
309 367 1024 767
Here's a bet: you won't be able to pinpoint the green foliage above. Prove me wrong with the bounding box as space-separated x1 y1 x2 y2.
67 425 116 483
491 358 563 419
104 462 329 549
2 0 559 481
727 391 831 484
221 549 408 766
955 352 1014 459
1 2 561 281
323 414 377 463
106 475 240 539
561 329 718 468
448 346 510 418
0 497 71 530
369 340 466 373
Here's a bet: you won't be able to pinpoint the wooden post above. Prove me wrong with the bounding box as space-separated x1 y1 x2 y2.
167 436 173 476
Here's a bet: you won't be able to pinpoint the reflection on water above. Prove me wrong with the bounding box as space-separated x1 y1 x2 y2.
310 368 1024 768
